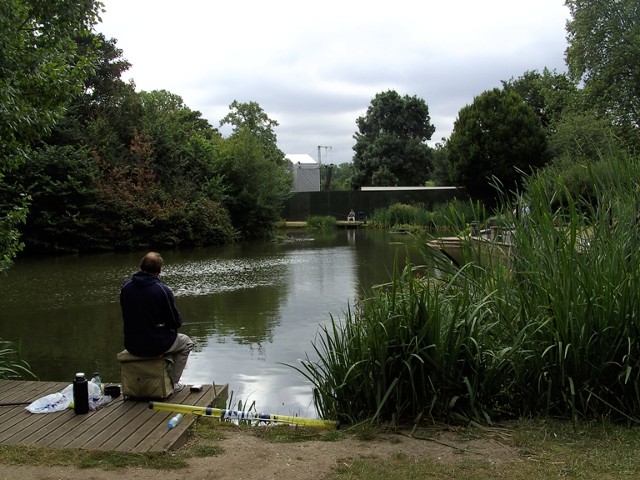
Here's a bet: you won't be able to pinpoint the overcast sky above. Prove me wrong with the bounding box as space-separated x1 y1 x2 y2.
97 0 570 164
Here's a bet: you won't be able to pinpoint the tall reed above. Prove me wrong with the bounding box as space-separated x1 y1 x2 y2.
295 148 640 425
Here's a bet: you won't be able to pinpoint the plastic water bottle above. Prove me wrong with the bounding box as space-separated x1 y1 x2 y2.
91 372 102 394
91 372 101 388
167 413 183 429
73 372 89 414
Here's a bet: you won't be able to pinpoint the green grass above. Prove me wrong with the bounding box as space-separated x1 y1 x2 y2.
328 420 640 480
0 445 190 470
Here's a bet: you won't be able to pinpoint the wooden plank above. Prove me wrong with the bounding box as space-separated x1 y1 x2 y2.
0 381 65 438
51 397 138 449
114 386 204 452
132 385 213 453
96 400 165 452
0 381 228 452
14 411 83 446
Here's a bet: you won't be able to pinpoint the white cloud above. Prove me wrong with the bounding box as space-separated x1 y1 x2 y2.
98 0 570 163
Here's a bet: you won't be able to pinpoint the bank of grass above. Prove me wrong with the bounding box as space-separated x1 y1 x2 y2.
1 419 639 478
295 148 640 426
330 420 640 480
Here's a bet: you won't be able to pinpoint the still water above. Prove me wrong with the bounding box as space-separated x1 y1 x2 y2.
0 229 420 417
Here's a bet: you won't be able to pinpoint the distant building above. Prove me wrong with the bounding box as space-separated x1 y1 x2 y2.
285 154 320 192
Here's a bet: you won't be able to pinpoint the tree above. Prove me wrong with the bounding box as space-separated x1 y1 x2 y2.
502 69 579 133
0 0 101 268
430 140 452 186
321 162 356 191
220 100 283 161
217 101 291 238
138 90 221 189
549 110 620 161
352 90 435 189
2 35 237 252
565 0 640 137
447 88 548 203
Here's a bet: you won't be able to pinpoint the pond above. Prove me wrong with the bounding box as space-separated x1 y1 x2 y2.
0 228 423 417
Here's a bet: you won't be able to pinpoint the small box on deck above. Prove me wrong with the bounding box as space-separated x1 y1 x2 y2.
116 350 173 399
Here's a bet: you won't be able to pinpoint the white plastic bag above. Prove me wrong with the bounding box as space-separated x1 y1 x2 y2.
26 380 111 414
25 392 70 414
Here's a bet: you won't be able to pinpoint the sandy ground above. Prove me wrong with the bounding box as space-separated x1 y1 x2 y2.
0 427 518 480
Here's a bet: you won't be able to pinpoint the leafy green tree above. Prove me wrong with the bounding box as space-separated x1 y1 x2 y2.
220 100 283 162
565 0 640 137
321 163 356 191
549 110 621 161
0 0 101 268
217 101 291 238
138 90 221 189
447 88 548 203
47 34 142 169
1 145 103 253
4 36 236 252
352 90 435 189
502 69 579 133
430 140 452 186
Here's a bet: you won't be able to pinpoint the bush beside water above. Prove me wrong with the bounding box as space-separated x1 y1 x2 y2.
369 198 483 233
296 149 640 426
306 215 337 230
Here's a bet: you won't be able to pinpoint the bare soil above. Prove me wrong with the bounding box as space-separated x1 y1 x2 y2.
0 427 518 480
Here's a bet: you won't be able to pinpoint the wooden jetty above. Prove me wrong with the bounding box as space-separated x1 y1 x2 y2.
336 220 364 228
0 380 228 452
283 221 365 229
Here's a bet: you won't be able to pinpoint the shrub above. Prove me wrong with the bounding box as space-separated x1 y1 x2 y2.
306 215 337 230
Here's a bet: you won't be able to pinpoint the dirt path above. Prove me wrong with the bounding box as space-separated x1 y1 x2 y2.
0 427 518 480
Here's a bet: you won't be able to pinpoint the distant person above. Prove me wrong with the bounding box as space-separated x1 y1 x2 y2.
347 209 356 222
120 252 194 392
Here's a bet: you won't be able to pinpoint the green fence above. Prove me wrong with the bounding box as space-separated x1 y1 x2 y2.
281 188 463 221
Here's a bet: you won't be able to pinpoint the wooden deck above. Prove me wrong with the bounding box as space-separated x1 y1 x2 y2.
283 221 365 229
336 220 364 228
0 380 228 452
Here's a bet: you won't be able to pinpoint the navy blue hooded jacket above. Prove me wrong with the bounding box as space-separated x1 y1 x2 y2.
120 271 182 357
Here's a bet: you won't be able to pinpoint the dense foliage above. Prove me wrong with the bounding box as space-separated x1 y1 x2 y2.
352 90 435 189
0 0 102 267
447 88 548 204
321 163 356 191
502 69 578 134
0 33 291 253
298 149 640 425
565 0 640 141
368 200 482 233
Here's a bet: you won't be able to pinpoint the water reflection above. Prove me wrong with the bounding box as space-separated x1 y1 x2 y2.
0 229 419 416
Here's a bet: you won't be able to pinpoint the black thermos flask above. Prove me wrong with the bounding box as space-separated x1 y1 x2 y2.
73 372 89 414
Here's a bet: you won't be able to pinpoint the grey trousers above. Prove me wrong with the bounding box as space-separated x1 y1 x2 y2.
165 333 195 384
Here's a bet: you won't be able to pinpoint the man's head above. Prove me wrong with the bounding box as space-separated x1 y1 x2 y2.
140 252 163 275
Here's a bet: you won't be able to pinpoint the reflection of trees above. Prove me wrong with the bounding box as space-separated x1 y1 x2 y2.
352 230 421 302
179 284 286 347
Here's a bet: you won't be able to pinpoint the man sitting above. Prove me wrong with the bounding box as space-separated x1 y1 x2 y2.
120 252 194 392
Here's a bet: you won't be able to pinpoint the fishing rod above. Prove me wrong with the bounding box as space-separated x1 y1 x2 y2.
149 401 338 430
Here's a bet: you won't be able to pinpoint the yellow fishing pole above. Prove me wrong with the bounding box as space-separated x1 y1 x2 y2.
149 401 338 429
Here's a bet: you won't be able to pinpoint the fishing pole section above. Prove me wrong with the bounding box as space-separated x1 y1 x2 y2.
149 401 338 430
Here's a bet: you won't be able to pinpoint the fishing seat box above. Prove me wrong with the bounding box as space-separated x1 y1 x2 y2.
117 350 173 399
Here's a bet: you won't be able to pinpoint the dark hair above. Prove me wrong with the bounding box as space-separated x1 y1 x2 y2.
140 252 163 274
